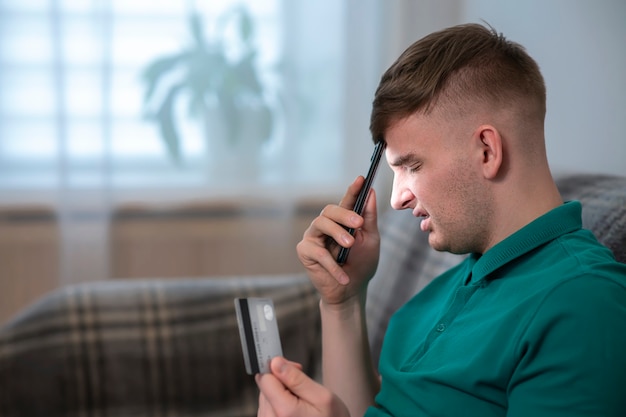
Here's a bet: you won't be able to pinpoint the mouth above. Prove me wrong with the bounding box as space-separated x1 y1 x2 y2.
413 209 431 232
419 215 431 232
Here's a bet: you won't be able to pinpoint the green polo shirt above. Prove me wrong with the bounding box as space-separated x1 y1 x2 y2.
366 201 626 417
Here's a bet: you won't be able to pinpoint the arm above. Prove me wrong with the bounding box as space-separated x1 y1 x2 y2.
298 177 381 416
319 292 380 417
257 177 382 417
256 296 379 417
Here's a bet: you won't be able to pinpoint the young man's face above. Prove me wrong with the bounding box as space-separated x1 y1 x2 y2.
384 111 494 255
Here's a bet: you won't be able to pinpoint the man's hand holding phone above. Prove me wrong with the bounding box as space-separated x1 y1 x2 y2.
296 141 385 307
336 141 386 265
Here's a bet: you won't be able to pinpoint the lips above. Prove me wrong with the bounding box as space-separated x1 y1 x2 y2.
413 208 430 232
420 216 431 232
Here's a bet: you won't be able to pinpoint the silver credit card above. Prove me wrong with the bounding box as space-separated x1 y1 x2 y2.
234 298 283 374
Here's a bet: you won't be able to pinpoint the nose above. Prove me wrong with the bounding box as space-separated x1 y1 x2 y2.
390 174 415 210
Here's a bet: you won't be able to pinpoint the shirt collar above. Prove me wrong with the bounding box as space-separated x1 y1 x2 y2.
468 201 582 285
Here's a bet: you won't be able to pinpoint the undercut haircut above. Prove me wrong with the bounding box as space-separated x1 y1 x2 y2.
370 23 546 142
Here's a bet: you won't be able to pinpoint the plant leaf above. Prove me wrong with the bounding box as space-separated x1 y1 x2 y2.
156 84 185 163
233 52 263 95
142 53 186 104
237 7 254 44
189 13 206 47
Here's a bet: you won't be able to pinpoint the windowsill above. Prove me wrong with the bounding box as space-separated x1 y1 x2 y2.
0 183 346 213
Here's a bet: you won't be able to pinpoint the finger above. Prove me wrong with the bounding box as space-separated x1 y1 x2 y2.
297 238 350 285
305 206 363 241
320 216 360 255
257 391 277 417
269 356 331 405
256 369 299 416
361 188 379 232
338 176 365 210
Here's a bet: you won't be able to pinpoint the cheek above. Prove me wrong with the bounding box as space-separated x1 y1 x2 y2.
435 166 480 220
446 169 493 234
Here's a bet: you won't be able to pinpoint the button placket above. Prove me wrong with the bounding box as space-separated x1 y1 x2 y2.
421 285 479 351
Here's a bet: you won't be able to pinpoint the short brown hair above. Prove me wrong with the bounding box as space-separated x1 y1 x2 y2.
370 23 546 141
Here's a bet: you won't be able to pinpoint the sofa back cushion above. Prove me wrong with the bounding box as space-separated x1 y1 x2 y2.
556 174 626 263
0 275 319 417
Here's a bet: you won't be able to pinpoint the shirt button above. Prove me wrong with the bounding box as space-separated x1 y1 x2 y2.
436 323 446 332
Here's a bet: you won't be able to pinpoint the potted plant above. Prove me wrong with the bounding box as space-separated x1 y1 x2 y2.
141 6 274 168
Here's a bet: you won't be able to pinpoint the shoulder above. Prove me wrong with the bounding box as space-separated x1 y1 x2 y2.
524 224 626 326
509 227 626 359
509 272 626 414
517 268 626 357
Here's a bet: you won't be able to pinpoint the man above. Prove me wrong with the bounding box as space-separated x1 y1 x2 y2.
256 23 626 416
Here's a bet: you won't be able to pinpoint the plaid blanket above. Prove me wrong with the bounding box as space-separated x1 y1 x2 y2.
556 174 626 264
0 275 319 417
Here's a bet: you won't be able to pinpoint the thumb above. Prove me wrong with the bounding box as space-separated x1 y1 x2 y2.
269 356 351 417
362 188 378 230
270 356 324 401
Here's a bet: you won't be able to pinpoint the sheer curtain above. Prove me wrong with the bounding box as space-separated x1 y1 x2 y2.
0 0 396 286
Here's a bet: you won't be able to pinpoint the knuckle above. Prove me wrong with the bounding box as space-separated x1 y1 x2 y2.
295 240 306 255
319 204 335 218
313 245 331 261
318 389 335 409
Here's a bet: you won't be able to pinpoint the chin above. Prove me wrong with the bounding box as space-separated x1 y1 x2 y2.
427 234 448 253
428 234 472 255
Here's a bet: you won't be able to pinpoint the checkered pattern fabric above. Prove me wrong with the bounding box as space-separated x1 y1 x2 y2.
556 174 626 264
0 276 319 417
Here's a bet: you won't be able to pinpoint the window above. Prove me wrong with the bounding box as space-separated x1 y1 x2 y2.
0 0 352 199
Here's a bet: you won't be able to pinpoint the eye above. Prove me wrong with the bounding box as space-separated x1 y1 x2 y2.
407 163 422 173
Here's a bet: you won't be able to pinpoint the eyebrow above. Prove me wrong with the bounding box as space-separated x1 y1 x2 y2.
389 152 421 167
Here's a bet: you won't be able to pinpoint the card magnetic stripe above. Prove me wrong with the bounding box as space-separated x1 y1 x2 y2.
238 298 260 374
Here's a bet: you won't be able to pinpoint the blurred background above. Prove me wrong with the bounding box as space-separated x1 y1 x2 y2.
1 0 625 325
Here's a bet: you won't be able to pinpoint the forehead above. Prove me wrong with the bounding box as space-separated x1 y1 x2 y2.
384 113 439 163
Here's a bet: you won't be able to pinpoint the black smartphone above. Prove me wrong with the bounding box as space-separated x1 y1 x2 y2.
336 140 386 265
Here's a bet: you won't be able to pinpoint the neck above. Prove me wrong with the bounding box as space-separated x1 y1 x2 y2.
485 164 563 252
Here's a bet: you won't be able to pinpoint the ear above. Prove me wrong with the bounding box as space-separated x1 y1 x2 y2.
474 125 503 179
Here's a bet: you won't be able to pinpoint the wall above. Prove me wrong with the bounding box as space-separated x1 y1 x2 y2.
3 1 624 324
0 208 59 325
368 0 625 214
461 0 626 176
0 199 330 325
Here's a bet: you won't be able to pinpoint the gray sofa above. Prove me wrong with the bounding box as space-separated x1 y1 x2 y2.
1 173 625 417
